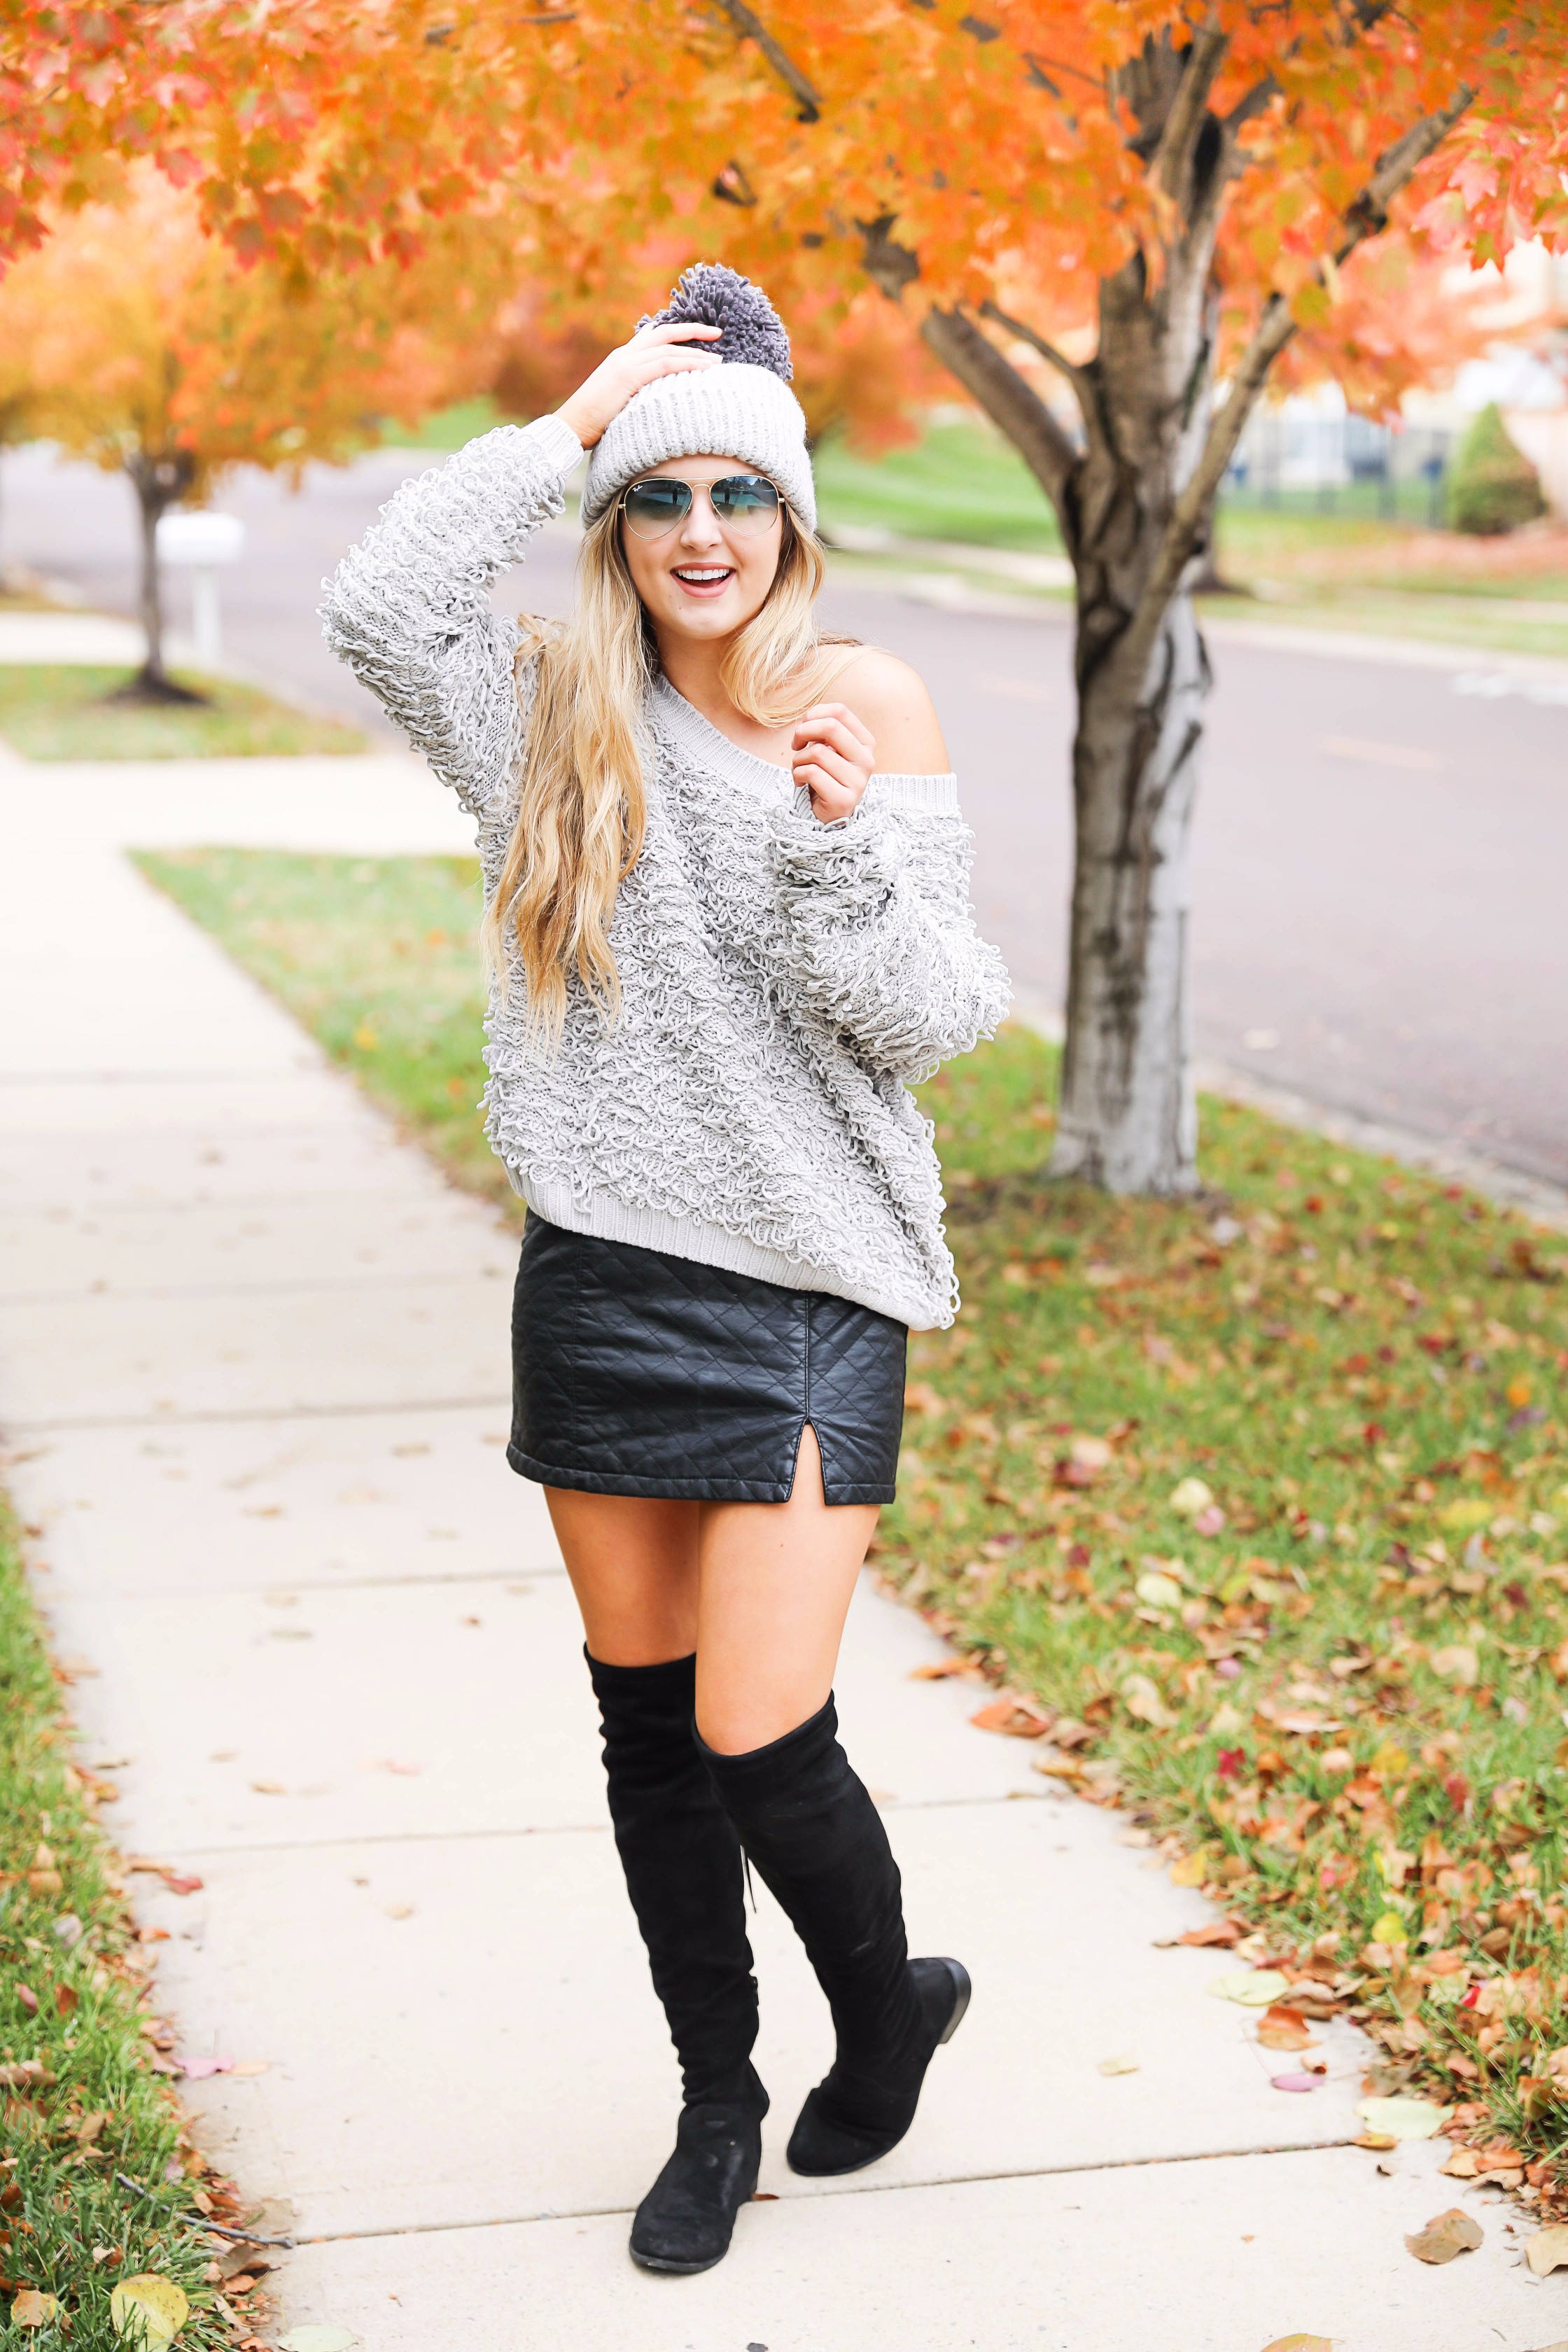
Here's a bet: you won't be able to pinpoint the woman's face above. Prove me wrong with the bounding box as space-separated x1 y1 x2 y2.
617 454 784 645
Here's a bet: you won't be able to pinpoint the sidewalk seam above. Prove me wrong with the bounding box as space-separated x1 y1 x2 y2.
274 2132 1366 2248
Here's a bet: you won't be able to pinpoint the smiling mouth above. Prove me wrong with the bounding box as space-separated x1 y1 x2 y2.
671 565 735 592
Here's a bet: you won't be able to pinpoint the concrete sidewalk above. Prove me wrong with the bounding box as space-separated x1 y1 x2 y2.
0 752 1559 2349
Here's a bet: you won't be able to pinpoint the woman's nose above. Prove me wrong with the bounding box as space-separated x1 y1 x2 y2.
678 490 724 547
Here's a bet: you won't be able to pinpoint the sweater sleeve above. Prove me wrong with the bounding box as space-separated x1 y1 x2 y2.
319 413 584 816
766 782 1011 1082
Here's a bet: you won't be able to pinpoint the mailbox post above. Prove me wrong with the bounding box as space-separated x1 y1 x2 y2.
153 510 246 668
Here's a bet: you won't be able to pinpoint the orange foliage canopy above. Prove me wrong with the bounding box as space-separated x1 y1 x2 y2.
0 167 503 493
10 6 1565 413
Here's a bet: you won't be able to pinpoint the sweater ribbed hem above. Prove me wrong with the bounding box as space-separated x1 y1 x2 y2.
503 1167 930 1331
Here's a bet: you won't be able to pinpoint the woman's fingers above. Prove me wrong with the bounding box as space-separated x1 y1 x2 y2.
792 741 862 795
634 322 725 348
792 716 869 771
557 325 723 448
797 700 875 756
794 765 858 820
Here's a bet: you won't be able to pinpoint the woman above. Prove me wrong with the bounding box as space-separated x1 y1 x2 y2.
323 265 1009 2276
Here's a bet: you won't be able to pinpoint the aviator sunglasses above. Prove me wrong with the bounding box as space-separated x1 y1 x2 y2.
620 473 782 540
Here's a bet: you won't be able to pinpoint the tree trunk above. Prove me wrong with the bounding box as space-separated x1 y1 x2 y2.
855 43 1471 1195
1051 581 1208 1192
123 449 197 701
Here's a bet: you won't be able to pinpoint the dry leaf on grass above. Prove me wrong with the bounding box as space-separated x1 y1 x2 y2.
1121 1672 1174 1728
11 2294 61 2330
1355 2096 1450 2141
1525 2225 1568 2278
110 2274 190 2342
1168 1852 1208 1887
1406 2208 1483 2265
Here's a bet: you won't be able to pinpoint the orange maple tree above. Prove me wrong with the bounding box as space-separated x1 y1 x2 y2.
16 2 1563 1184
0 167 507 692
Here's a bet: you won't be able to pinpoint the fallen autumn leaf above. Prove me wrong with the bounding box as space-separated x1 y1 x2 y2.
110 2274 190 2342
1355 2095 1451 2141
1525 2225 1568 2279
1405 2207 1483 2265
11 2293 61 2331
1208 1968 1292 2006
1257 2005 1317 2052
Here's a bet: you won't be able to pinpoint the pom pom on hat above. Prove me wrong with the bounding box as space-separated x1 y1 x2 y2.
582 262 815 528
638 263 793 381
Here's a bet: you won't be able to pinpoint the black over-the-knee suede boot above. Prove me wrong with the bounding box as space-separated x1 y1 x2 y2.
699 1695 969 2178
586 1650 768 2274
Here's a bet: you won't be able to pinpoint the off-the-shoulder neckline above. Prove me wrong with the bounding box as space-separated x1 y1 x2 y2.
650 674 955 795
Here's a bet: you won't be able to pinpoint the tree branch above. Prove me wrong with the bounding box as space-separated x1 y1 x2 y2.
1150 19 1228 208
857 211 1079 519
1116 83 1476 690
979 300 1085 393
920 307 1081 524
710 0 820 122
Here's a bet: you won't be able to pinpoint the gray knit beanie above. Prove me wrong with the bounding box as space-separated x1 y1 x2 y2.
582 265 816 533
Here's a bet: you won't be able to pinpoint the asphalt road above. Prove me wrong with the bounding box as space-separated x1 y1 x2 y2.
7 441 1567 1188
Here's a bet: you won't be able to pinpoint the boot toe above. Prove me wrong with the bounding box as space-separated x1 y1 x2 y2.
785 1957 970 2178
627 2089 766 2274
785 2083 899 2177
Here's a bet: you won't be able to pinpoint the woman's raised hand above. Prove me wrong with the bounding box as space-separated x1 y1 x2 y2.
791 704 875 825
557 323 724 451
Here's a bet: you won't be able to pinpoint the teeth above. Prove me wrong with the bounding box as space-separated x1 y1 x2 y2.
676 568 731 581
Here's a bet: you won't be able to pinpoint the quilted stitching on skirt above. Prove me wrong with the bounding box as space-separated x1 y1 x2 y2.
507 1217 906 1504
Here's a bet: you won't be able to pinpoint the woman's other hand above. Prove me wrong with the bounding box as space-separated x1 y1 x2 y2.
557 323 724 451
791 704 874 825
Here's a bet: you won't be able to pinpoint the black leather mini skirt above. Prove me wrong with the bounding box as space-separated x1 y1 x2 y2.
507 1214 907 1505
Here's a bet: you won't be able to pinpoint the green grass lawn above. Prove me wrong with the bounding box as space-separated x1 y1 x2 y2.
134 846 1568 2205
0 1502 243 2347
813 420 1067 554
0 668 367 761
1196 589 1568 664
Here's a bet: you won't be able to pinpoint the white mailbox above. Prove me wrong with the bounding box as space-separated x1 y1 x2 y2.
155 510 246 667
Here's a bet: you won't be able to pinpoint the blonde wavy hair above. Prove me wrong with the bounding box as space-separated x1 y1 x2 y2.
484 494 855 1039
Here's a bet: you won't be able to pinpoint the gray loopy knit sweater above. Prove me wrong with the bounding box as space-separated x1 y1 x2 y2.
321 413 1010 1331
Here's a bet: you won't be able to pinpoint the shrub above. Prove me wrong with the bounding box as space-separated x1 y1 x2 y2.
1448 402 1548 536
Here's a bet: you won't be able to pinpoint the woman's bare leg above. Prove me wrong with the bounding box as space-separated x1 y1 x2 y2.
695 1427 877 1753
543 1488 701 1663
544 1425 876 1728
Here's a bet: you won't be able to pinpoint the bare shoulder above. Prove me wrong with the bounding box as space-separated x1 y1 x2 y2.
827 646 950 775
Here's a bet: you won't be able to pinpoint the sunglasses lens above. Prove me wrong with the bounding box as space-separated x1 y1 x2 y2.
622 479 693 537
711 475 781 531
